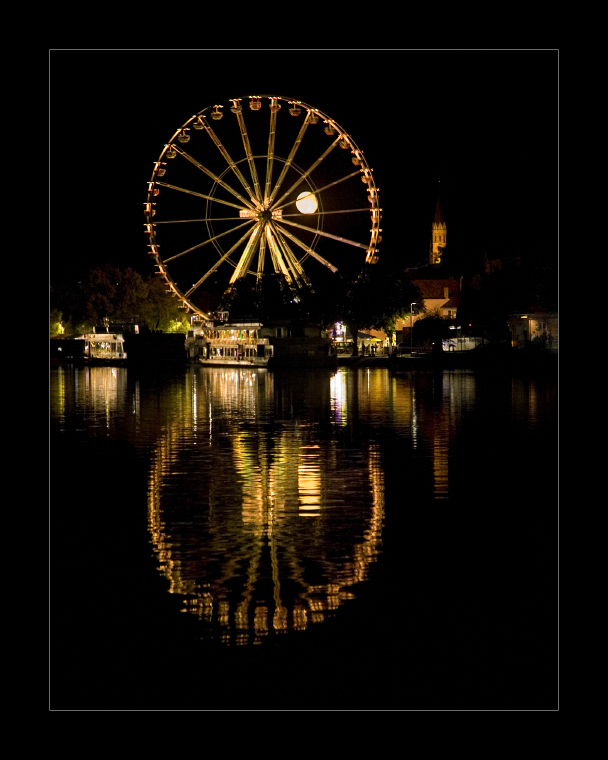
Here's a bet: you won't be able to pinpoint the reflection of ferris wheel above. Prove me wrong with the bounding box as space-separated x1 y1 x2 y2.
144 95 382 315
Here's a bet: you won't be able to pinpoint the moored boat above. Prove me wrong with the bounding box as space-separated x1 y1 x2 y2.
189 319 337 369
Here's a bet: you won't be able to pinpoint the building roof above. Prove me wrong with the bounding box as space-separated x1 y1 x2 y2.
433 184 445 225
442 294 461 309
412 278 460 299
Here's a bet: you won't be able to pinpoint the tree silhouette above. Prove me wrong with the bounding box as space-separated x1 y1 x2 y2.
339 257 420 355
50 265 189 333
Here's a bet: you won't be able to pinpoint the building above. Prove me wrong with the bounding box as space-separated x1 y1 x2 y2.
508 312 558 348
412 279 460 320
50 335 86 361
429 181 446 266
391 278 461 342
359 183 458 347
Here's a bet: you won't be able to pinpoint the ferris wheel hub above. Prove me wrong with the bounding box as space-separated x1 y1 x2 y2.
260 208 273 223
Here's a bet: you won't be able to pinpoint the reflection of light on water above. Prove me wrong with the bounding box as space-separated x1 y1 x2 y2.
53 366 67 426
433 434 449 499
428 371 477 499
431 375 450 499
527 380 539 426
330 370 348 426
54 365 545 656
86 366 124 431
51 366 130 436
191 372 197 436
51 364 557 667
148 448 192 596
298 445 321 515
348 443 384 583
510 376 548 430
146 368 385 645
131 379 140 423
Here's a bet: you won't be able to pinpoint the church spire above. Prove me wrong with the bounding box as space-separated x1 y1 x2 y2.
433 184 444 225
429 180 446 265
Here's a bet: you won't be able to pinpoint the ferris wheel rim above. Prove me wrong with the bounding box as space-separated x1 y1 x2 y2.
145 94 382 318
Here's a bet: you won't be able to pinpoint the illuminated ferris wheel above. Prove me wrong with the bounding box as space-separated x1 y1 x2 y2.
144 95 382 316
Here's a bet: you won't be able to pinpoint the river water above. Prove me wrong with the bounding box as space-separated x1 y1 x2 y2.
50 363 558 710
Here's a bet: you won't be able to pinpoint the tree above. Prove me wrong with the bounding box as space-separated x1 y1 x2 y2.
113 267 149 321
457 272 511 342
412 310 453 347
50 265 191 334
50 309 63 335
140 275 190 331
83 265 120 325
81 265 150 325
338 257 421 355
50 279 94 334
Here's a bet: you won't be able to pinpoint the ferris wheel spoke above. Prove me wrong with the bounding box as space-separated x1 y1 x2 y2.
277 217 370 251
257 234 267 284
270 134 342 211
266 111 314 207
154 181 250 212
272 170 364 213
155 216 245 224
163 220 254 263
273 223 339 273
193 113 260 206
264 102 280 205
265 225 293 283
268 224 299 283
271 224 312 289
280 207 372 218
233 109 263 204
185 225 259 297
172 145 258 210
229 224 265 283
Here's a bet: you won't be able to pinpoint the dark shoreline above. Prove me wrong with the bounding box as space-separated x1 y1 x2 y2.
51 347 558 374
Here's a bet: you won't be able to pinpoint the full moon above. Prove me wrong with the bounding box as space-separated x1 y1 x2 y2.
296 191 318 214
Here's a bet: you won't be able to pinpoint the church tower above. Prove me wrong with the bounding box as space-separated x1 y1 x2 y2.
429 181 446 265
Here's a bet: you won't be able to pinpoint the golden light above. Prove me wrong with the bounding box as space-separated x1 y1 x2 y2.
296 191 318 214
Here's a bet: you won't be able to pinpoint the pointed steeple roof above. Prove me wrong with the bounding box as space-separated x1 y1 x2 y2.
432 180 445 226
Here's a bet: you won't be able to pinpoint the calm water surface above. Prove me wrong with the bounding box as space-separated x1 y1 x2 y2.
50 364 558 709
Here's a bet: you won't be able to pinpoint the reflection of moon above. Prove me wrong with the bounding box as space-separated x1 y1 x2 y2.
295 191 318 214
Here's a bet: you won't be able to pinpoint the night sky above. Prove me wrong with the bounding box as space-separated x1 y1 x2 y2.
50 49 558 285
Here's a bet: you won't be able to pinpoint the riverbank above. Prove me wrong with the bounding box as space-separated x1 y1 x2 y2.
50 346 558 374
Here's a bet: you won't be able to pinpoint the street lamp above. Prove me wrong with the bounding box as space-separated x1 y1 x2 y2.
410 303 416 353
